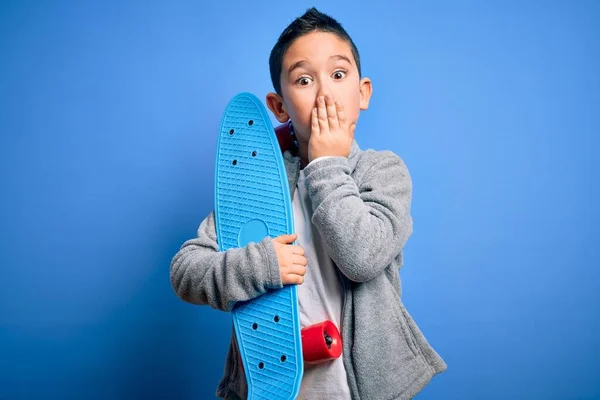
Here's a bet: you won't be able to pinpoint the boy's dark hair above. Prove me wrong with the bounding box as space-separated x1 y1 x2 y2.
269 7 362 96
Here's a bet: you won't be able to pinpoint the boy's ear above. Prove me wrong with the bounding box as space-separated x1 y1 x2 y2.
359 77 373 110
266 92 290 123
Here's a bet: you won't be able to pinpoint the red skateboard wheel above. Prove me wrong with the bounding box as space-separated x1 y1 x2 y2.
301 320 343 364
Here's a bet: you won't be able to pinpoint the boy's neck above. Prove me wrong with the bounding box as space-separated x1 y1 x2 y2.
296 142 309 170
299 157 309 170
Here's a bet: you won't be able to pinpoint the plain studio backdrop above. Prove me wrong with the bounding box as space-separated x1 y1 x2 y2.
1 1 598 399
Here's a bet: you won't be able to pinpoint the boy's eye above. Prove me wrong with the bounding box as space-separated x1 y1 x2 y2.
297 77 312 85
333 70 346 80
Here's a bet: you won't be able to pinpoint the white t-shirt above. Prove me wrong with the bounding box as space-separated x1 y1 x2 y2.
293 165 352 400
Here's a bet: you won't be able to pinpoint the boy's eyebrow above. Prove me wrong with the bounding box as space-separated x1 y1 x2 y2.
288 60 308 76
287 54 353 76
330 54 352 65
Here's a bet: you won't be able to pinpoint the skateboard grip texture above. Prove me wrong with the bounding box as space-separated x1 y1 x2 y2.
214 93 303 399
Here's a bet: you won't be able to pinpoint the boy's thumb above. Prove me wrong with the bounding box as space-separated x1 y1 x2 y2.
274 233 297 243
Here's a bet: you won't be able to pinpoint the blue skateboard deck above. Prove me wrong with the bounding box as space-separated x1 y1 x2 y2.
214 92 303 399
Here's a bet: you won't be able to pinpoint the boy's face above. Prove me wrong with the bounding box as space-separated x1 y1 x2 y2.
266 31 372 148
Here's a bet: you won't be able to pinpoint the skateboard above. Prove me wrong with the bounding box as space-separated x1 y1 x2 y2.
214 92 342 399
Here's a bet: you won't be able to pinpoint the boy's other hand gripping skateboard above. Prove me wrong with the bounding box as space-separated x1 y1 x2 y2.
273 233 307 285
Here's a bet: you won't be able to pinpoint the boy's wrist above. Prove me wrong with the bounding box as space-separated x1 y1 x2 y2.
302 156 350 201
307 155 334 166
259 236 284 289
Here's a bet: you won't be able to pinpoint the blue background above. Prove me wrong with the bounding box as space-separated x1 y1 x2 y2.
1 1 598 399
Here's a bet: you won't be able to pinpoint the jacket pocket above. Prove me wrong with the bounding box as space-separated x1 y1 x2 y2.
351 276 427 399
384 278 420 358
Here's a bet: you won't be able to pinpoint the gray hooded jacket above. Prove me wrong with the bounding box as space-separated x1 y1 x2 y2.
170 140 447 399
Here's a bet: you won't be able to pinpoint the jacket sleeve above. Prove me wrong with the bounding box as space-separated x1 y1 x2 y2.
170 211 283 311
303 151 413 283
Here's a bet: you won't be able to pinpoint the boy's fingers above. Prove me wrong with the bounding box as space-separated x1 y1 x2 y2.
325 94 339 130
292 254 307 266
282 273 304 285
311 107 320 136
287 263 306 275
291 245 305 256
317 96 329 133
274 233 297 243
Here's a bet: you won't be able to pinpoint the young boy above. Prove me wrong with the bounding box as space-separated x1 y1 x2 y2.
170 7 447 400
